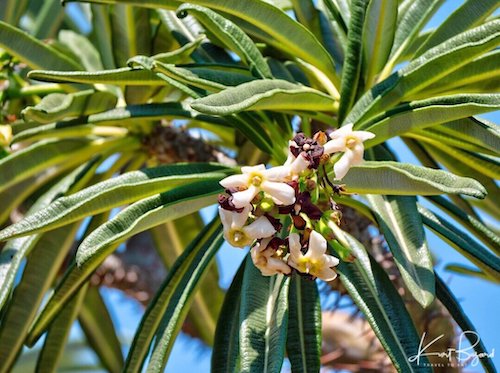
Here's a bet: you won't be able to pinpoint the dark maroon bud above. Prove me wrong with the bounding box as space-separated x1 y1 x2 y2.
267 236 288 252
278 204 295 215
265 214 283 232
218 194 244 212
291 214 306 230
297 192 323 220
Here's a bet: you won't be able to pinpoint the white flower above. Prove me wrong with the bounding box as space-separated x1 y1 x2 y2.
0 125 12 147
288 230 339 281
219 164 295 208
218 206 276 248
284 143 310 176
323 123 375 180
251 238 291 276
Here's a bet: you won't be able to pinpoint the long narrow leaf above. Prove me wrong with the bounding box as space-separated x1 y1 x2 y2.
125 218 222 372
26 181 222 344
435 275 496 373
0 163 230 241
286 273 321 373
368 195 435 307
211 259 246 373
78 286 124 373
239 255 290 373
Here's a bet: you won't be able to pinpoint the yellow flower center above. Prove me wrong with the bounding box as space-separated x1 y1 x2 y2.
296 257 321 275
345 136 358 149
228 228 252 248
249 172 264 187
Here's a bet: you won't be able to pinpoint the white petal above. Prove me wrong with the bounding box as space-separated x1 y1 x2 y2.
288 233 302 260
232 185 259 208
243 216 276 239
323 137 346 154
323 254 340 267
264 165 292 181
314 267 337 281
241 164 266 174
266 257 292 275
232 205 252 228
290 153 309 174
261 181 295 206
329 123 353 139
305 230 327 259
352 130 375 142
333 151 355 180
218 207 233 229
349 143 365 166
219 174 248 189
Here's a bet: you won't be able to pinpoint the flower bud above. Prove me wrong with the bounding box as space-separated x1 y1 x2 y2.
0 125 12 147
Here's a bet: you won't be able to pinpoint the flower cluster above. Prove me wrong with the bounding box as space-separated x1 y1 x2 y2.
218 125 374 281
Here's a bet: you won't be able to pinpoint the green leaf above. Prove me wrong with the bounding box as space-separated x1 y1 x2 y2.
368 195 434 307
419 205 500 282
444 264 492 282
409 136 500 180
12 122 129 144
176 4 272 78
415 50 500 97
414 0 499 57
0 137 130 195
150 214 224 345
90 4 117 69
338 0 370 122
28 68 167 85
0 21 83 71
0 163 230 241
191 79 336 115
69 0 338 82
109 4 152 66
349 20 500 125
78 286 124 373
421 143 500 217
146 220 224 372
22 90 118 124
334 232 431 372
286 273 321 373
32 0 66 39
361 94 500 145
0 223 79 373
124 218 223 372
88 102 228 127
389 0 444 62
437 117 500 156
239 255 290 373
36 284 88 373
26 181 223 344
362 0 398 86
337 161 487 198
0 0 29 25
152 34 205 64
58 30 104 71
0 160 100 311
75 180 220 266
211 259 246 373
149 62 257 92
427 195 500 256
435 275 497 372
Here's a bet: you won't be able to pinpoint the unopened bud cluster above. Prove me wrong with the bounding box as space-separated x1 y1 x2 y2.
218 124 374 281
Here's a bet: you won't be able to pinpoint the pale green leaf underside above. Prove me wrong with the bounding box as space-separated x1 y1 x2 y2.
339 161 486 198
191 79 336 115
